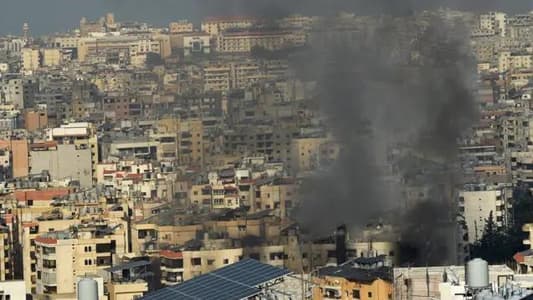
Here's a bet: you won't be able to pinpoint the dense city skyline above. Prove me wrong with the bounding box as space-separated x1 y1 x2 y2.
0 0 532 35
0 2 532 299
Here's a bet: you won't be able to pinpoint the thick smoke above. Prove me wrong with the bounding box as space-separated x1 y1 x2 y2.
291 15 478 265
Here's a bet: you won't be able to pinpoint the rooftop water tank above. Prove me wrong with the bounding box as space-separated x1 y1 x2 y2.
78 278 98 300
467 258 489 289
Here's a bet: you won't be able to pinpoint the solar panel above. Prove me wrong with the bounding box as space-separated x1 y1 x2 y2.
141 258 291 300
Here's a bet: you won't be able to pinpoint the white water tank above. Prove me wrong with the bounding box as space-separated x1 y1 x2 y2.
78 278 98 300
467 258 489 289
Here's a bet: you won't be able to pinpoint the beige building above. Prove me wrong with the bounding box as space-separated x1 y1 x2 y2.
479 12 507 37
160 246 243 282
34 222 128 298
0 228 14 281
169 20 194 33
22 48 40 72
215 30 305 53
201 17 255 36
203 63 231 92
52 36 80 49
498 51 532 72
41 48 62 67
257 181 297 217
290 137 327 174
106 280 147 300
24 108 48 132
78 36 162 65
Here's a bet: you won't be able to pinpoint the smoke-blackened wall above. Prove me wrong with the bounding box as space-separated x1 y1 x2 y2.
291 15 478 265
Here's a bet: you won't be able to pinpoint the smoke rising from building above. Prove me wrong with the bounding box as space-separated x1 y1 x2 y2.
291 15 478 265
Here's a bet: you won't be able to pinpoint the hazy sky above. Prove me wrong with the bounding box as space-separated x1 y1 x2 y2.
0 0 531 35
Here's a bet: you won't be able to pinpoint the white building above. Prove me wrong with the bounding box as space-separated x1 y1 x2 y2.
29 142 93 187
459 188 509 243
479 12 507 37
0 74 24 108
183 34 211 56
0 280 26 299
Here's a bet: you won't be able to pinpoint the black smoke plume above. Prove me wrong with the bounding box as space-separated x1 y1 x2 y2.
291 14 478 265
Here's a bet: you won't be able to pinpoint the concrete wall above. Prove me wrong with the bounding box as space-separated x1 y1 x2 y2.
30 144 92 187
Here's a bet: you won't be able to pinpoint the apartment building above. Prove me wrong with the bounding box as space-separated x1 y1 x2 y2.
290 137 328 174
159 243 243 282
203 63 231 92
169 20 194 33
41 48 62 67
256 179 297 217
24 108 48 132
459 185 511 243
77 36 162 65
21 48 40 72
479 12 507 37
312 262 393 300
0 73 24 108
34 222 128 298
201 16 255 36
183 34 211 56
511 151 533 187
215 30 304 53
29 142 93 187
0 138 29 178
498 51 532 72
47 122 99 182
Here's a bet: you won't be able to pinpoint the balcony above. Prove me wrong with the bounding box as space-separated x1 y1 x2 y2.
41 272 57 286
161 265 184 273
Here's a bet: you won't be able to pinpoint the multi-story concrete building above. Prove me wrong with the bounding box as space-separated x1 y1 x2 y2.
290 137 328 174
312 262 393 300
215 30 305 53
498 51 532 72
159 244 243 282
29 142 93 187
169 20 194 33
201 16 255 36
21 48 40 72
0 138 29 178
183 34 211 56
24 108 48 132
459 185 511 243
77 36 162 65
47 122 99 183
0 74 24 108
41 48 62 67
479 12 507 37
203 63 231 92
34 222 128 298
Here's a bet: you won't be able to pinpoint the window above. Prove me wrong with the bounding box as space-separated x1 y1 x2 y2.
223 259 229 264
191 258 201 266
207 259 215 265
368 292 373 298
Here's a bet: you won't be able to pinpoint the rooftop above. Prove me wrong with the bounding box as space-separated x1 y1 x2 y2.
318 265 393 283
141 258 290 300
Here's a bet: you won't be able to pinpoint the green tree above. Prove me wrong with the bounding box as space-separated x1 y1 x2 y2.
470 211 506 263
470 186 533 264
